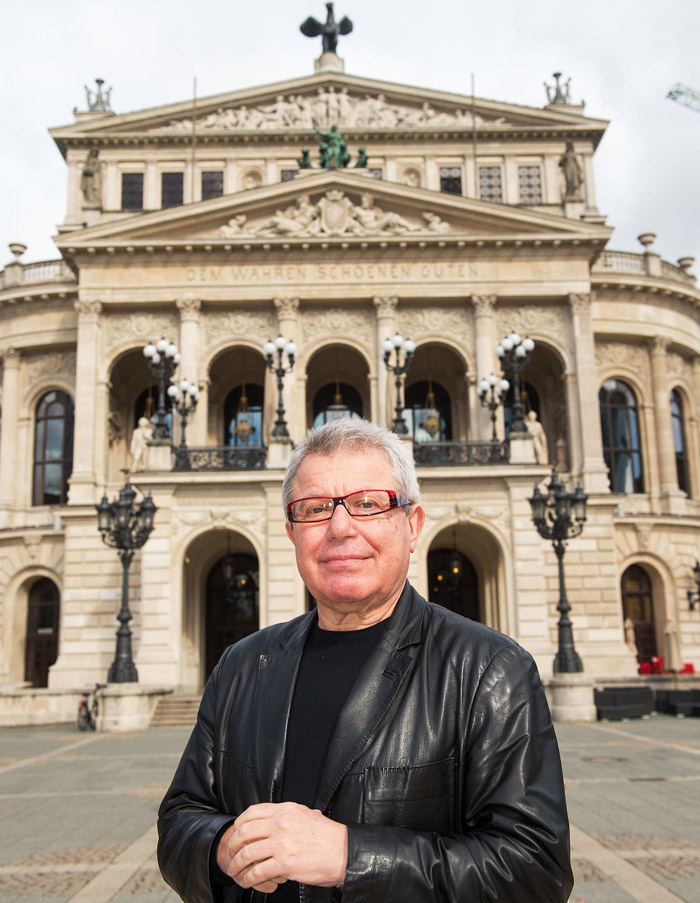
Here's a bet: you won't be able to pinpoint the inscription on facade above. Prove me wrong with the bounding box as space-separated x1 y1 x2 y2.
184 261 479 285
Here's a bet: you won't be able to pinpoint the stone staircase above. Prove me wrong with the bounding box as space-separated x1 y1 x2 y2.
150 695 201 728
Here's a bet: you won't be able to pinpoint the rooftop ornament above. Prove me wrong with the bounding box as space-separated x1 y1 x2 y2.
84 78 112 112
545 72 571 105
300 2 353 55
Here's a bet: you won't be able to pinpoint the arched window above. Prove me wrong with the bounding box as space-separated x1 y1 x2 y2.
428 547 479 621
33 391 74 506
25 578 60 688
503 380 539 437
620 565 656 665
599 379 644 493
224 384 264 446
134 385 173 435
313 382 363 427
671 389 690 496
404 380 452 443
205 552 259 677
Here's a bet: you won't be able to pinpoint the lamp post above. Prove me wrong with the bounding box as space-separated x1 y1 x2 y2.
687 560 700 613
495 332 535 434
264 335 297 439
143 338 181 439
382 333 415 435
168 378 200 449
477 373 511 442
96 475 156 683
529 469 588 673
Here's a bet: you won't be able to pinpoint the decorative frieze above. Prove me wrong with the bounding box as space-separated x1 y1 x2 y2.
495 305 567 347
399 307 471 346
103 312 179 355
25 351 77 390
203 311 275 351
301 307 372 346
595 340 649 381
174 507 267 538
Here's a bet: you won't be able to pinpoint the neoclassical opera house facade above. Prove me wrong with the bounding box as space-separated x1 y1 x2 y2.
1 55 699 722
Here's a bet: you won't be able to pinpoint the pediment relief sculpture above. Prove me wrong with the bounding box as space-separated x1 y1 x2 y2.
155 89 507 133
216 191 452 239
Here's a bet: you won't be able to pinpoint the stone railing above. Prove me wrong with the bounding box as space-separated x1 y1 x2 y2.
1 257 75 291
593 251 695 285
414 440 509 467
593 251 645 274
172 445 267 472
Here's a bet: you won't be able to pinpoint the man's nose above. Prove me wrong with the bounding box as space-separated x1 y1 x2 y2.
327 500 357 532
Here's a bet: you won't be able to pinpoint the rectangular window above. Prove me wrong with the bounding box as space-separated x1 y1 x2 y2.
121 172 144 210
439 167 462 195
201 171 224 200
280 170 298 182
367 168 383 180
479 166 502 203
518 166 542 204
162 172 184 208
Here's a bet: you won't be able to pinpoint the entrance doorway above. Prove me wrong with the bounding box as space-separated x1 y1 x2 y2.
25 578 60 687
205 553 259 678
620 564 657 664
428 547 480 621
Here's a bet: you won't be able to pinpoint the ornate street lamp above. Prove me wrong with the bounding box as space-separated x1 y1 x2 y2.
687 560 700 613
495 331 535 434
529 469 588 673
168 377 200 449
143 338 181 439
264 335 297 439
477 373 511 442
96 474 156 683
382 333 415 435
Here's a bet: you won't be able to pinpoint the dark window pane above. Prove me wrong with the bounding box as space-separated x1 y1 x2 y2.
280 170 297 182
439 167 462 195
599 379 644 493
162 172 184 208
33 390 74 506
45 419 64 460
202 171 223 200
671 389 690 495
121 173 144 210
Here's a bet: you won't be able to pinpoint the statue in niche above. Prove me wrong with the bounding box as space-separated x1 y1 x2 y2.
559 141 584 198
300 2 353 54
130 417 153 472
81 149 102 208
525 410 549 464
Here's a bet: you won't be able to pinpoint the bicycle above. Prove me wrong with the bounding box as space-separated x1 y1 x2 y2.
77 684 106 731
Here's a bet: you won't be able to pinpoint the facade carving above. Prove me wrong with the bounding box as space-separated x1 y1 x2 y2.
103 312 180 355
273 297 300 318
495 305 567 346
595 341 650 381
174 507 267 538
301 307 372 346
472 295 497 316
74 299 103 319
176 297 202 321
399 307 471 347
156 90 507 133
203 311 275 351
25 351 77 390
372 296 398 317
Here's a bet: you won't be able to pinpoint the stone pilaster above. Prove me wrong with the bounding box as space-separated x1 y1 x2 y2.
273 297 300 443
0 348 21 526
176 296 203 445
373 296 398 429
472 294 497 440
568 294 610 492
68 299 103 505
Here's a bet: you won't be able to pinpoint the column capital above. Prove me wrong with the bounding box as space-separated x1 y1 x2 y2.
372 296 398 317
176 295 202 321
471 294 497 316
273 297 300 318
74 299 103 320
0 347 20 367
568 292 594 313
650 335 670 355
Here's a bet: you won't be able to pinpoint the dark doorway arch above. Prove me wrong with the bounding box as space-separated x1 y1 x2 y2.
205 552 259 678
620 564 657 665
428 547 480 621
25 578 60 687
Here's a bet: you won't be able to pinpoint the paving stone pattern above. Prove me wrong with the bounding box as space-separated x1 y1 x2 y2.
0 717 699 902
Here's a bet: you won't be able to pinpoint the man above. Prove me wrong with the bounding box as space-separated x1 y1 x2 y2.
158 419 573 903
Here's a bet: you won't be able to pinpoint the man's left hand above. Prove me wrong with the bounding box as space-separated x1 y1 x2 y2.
224 802 348 892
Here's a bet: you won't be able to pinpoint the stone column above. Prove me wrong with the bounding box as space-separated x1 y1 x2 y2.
373 296 398 428
69 299 103 505
650 337 684 512
176 296 204 445
568 294 610 492
691 360 700 497
0 348 21 526
472 294 497 440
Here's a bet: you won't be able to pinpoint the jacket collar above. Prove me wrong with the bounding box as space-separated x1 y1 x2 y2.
251 582 426 808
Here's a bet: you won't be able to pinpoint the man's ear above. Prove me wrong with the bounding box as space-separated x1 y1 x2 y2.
285 521 295 542
408 504 425 552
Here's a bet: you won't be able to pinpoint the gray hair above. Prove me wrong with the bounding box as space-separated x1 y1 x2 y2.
281 419 421 510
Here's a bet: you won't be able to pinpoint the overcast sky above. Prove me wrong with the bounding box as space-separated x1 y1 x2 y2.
1 0 699 269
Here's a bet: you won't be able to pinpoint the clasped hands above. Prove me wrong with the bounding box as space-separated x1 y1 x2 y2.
217 802 348 894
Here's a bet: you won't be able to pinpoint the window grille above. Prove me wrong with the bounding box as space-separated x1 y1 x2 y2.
479 166 502 202
439 167 462 195
519 166 542 204
202 171 224 200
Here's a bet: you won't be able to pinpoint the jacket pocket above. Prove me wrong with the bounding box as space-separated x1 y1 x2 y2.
362 758 455 833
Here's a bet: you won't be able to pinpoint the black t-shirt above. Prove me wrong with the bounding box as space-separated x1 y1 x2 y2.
212 617 387 900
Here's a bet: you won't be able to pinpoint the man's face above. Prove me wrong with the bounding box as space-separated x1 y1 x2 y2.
285 450 424 622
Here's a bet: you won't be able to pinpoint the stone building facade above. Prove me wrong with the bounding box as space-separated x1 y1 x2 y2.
1 62 699 706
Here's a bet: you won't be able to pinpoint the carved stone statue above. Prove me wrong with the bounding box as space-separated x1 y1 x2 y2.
313 120 350 168
218 215 249 238
300 3 353 54
525 410 548 464
256 195 319 237
80 149 102 208
559 141 583 198
423 212 451 234
130 417 153 472
351 193 420 235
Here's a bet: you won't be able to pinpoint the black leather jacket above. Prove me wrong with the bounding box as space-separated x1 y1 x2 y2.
158 583 573 903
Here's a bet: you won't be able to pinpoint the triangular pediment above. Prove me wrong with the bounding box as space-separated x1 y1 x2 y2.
55 169 612 254
50 70 607 154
